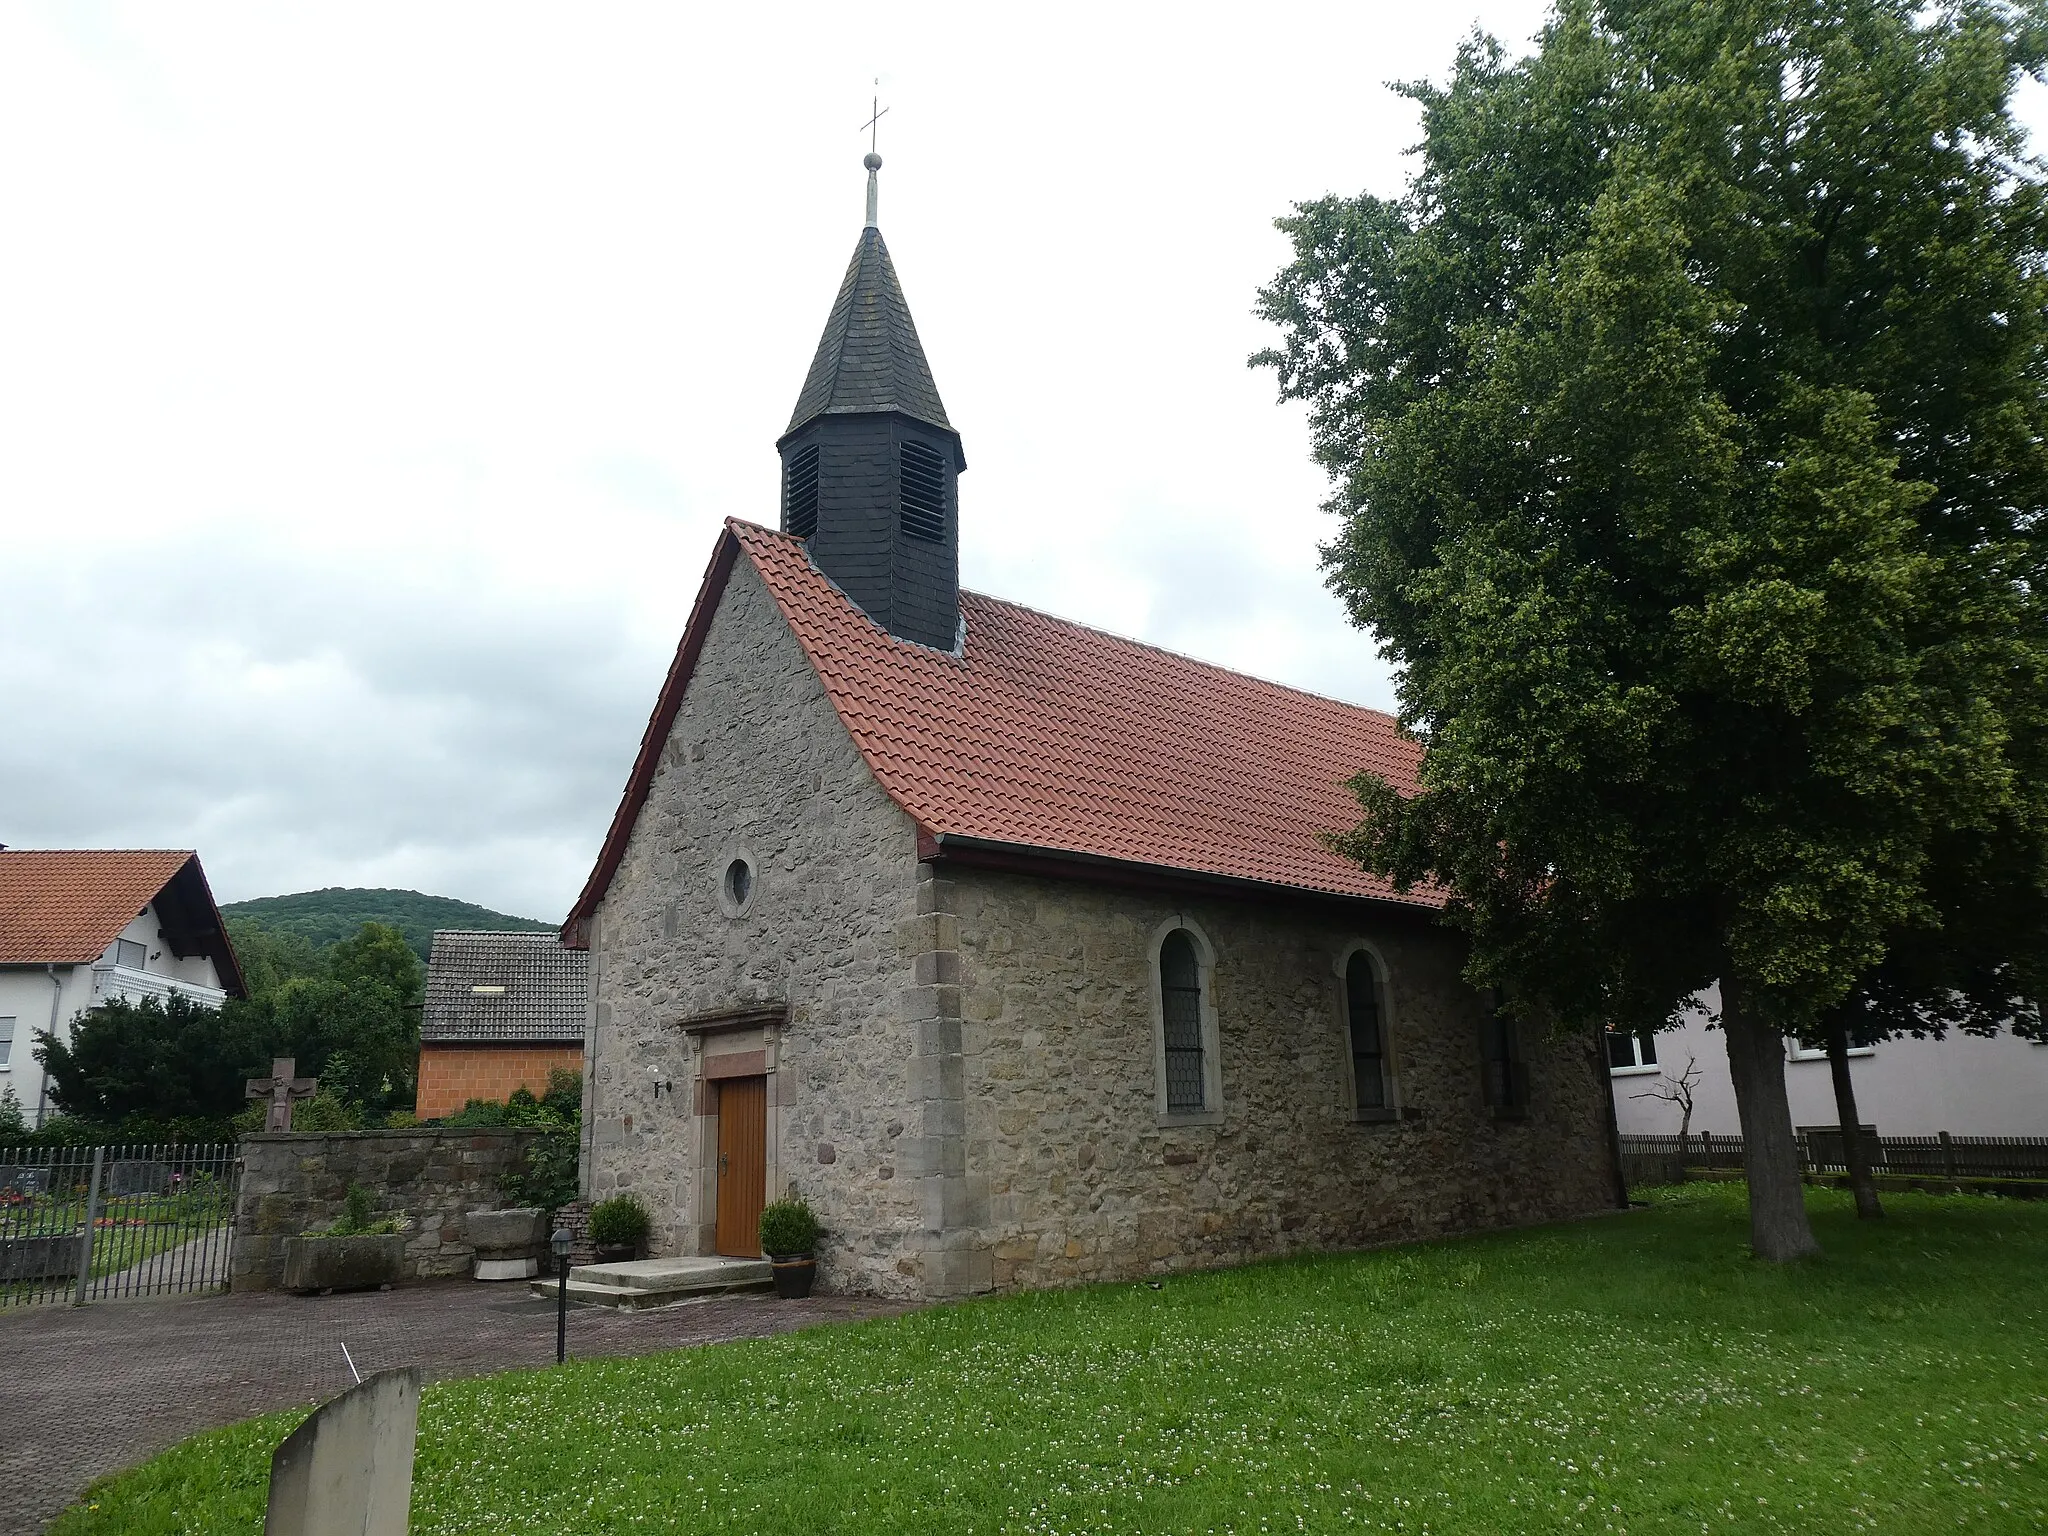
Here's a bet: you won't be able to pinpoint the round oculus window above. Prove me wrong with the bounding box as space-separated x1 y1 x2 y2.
723 857 753 909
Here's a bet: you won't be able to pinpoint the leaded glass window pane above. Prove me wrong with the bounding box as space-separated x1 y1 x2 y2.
1160 931 1205 1113
1481 1011 1528 1108
1346 952 1386 1110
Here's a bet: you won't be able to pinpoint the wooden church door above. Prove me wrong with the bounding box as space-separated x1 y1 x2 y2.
714 1076 767 1257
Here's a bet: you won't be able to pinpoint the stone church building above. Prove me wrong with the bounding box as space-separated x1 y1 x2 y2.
564 161 1619 1300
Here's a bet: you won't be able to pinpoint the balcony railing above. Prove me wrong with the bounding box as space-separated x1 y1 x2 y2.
89 965 225 1011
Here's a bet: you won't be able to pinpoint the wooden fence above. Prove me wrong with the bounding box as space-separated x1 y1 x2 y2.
1621 1131 2048 1188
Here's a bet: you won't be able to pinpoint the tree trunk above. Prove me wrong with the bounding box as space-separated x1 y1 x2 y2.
1825 1011 1883 1220
1720 976 1821 1261
1597 1035 1630 1208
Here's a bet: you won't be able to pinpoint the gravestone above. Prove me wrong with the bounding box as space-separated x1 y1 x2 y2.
263 1366 419 1536
109 1160 175 1196
0 1166 50 1197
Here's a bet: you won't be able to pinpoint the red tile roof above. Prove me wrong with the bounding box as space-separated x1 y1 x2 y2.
0 850 245 994
566 521 1437 944
0 850 196 964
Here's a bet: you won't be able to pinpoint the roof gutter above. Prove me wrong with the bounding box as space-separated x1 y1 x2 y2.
917 831 1444 918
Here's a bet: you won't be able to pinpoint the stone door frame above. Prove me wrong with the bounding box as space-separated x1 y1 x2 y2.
679 1006 786 1257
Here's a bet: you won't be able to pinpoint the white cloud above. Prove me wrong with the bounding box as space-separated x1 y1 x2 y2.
3 0 1781 917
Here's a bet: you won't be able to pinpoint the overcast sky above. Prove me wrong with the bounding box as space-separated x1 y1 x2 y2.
11 2 2024 924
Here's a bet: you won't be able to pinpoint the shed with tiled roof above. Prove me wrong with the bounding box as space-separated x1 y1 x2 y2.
416 931 587 1120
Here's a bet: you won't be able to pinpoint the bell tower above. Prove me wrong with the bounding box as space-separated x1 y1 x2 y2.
776 150 965 651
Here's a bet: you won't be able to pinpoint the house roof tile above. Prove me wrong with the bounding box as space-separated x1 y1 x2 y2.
0 850 245 994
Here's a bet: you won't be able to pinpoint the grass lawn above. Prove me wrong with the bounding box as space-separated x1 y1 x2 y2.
53 1185 2048 1534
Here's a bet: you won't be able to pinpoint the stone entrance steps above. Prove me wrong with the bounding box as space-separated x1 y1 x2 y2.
530 1255 772 1311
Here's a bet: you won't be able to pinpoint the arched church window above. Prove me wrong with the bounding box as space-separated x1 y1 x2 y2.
1345 950 1389 1112
1480 997 1529 1116
1160 930 1206 1113
785 444 820 539
899 440 946 542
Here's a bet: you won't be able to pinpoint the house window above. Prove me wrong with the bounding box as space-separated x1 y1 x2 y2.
1480 1003 1528 1114
1160 932 1205 1113
1343 949 1391 1113
0 1017 13 1068
1789 1038 1874 1062
784 444 820 538
899 440 947 542
1606 1026 1660 1074
115 939 146 970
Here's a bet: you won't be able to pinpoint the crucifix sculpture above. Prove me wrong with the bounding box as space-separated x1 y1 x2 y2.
246 1057 319 1132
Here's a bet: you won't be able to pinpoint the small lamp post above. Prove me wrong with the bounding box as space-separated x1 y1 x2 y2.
551 1225 572 1365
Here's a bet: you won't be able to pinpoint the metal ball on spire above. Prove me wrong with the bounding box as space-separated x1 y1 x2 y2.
864 152 882 171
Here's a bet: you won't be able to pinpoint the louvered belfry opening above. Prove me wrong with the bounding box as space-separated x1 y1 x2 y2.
899 440 946 542
784 444 820 538
776 218 965 651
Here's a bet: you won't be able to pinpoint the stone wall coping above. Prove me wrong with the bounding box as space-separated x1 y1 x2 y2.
242 1128 544 1142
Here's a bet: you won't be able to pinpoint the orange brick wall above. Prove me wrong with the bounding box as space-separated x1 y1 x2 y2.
417 1044 584 1120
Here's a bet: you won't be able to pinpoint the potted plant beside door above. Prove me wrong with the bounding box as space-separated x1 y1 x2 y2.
759 1198 819 1299
587 1194 650 1264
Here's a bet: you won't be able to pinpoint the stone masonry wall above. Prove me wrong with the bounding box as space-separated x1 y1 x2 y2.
949 869 1619 1292
232 1128 551 1291
584 557 930 1298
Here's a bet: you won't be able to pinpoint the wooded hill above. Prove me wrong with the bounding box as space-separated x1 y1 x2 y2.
220 887 554 961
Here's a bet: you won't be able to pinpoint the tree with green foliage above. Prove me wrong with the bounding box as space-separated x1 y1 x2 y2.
224 919 325 1000
35 993 271 1125
325 920 425 1004
1813 828 2047 1219
38 918 428 1137
262 973 418 1116
1256 0 2048 1259
220 888 552 962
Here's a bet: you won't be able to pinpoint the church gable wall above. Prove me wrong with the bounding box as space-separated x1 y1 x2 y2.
582 558 928 1296
949 869 1616 1292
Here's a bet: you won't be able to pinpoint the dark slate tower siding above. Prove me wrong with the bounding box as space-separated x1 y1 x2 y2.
777 225 965 652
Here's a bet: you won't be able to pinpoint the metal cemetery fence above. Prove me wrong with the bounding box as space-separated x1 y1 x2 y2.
0 1143 240 1306
1620 1131 2048 1188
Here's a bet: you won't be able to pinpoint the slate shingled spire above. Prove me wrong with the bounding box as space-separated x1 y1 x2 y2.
777 153 964 652
785 224 954 437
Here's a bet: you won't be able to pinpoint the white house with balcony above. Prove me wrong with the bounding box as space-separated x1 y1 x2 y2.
1609 983 2048 1141
0 849 246 1129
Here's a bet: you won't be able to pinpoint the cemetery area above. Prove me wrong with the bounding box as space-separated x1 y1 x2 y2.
0 1150 235 1302
49 1183 2048 1536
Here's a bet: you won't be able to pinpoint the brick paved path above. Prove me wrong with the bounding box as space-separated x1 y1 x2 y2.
0 1282 908 1535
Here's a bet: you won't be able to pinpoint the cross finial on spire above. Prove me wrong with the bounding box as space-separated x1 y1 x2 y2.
861 80 888 228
